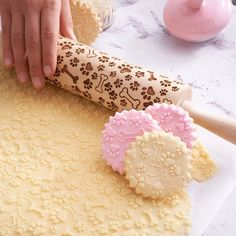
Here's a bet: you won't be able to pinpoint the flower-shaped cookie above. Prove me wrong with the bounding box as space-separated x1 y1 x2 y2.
124 131 192 199
145 103 196 148
102 110 160 174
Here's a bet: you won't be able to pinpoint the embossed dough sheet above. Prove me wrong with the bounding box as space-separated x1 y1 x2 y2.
0 66 193 235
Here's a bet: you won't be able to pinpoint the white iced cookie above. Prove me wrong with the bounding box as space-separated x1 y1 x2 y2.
124 131 192 199
70 0 102 45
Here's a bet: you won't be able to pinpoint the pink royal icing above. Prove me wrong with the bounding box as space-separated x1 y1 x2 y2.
145 104 196 149
102 110 160 174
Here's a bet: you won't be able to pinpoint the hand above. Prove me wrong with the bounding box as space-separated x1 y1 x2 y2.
0 0 76 89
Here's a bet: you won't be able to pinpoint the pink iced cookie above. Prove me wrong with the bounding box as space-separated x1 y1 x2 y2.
102 110 160 174
145 104 196 149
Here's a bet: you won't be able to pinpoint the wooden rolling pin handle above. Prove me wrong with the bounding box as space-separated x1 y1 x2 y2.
182 101 236 145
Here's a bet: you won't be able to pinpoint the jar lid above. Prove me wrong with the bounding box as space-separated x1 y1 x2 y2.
163 0 232 42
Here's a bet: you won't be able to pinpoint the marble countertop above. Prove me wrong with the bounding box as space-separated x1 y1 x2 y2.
93 0 236 235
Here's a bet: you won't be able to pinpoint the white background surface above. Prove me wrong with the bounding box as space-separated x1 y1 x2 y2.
0 0 236 235
93 1 236 235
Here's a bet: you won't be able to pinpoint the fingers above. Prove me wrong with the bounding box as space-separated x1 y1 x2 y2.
2 0 73 89
41 0 61 78
1 10 14 68
11 12 29 83
60 0 77 41
25 12 44 89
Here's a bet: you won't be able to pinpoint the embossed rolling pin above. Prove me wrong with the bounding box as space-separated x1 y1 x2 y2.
49 37 193 110
45 37 236 144
0 32 233 144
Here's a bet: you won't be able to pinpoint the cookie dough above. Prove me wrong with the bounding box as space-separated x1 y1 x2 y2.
124 131 192 199
191 141 217 182
0 65 192 236
145 103 196 149
70 0 102 45
102 110 160 174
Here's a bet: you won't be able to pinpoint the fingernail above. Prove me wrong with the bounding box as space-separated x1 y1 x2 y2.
33 77 44 89
44 65 52 77
18 72 28 83
4 57 12 67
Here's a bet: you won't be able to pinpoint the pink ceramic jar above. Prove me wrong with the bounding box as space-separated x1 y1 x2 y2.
163 0 232 42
